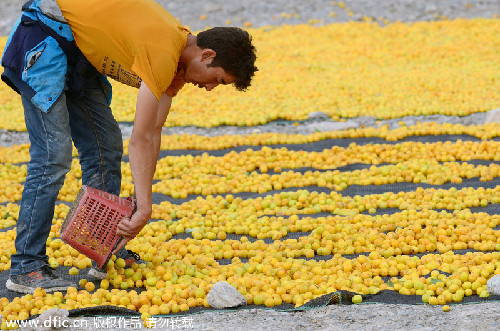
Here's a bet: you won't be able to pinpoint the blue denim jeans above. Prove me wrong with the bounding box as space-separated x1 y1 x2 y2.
10 74 123 275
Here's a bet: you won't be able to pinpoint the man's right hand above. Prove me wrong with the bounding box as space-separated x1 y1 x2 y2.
113 209 151 253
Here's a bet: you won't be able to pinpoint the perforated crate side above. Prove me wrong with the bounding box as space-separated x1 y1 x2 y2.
61 186 135 268
70 198 120 265
61 186 87 234
86 186 135 215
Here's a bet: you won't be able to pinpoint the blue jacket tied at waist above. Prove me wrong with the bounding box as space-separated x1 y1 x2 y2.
1 0 112 113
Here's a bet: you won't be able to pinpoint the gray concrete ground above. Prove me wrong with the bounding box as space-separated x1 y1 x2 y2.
19 302 500 331
1 0 499 35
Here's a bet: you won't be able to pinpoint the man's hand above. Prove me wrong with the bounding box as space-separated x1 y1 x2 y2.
113 210 151 253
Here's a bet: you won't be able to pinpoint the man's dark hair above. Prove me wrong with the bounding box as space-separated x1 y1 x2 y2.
197 27 258 91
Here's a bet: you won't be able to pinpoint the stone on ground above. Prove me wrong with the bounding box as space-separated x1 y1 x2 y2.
305 120 359 132
487 274 500 295
207 281 247 309
484 108 500 124
22 308 70 330
308 111 330 119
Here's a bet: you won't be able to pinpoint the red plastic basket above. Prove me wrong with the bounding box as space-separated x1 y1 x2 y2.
61 186 136 269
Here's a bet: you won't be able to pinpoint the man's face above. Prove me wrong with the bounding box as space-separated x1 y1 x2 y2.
183 49 235 91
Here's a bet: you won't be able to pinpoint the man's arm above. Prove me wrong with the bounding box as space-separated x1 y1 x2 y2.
113 82 172 252
153 94 172 161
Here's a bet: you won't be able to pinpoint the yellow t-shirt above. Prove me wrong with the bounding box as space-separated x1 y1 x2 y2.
56 0 190 100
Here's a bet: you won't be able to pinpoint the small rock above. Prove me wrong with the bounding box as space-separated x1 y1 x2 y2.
487 274 500 295
23 308 70 330
307 120 359 132
203 2 222 13
484 108 500 124
425 4 437 13
207 281 247 309
307 111 330 119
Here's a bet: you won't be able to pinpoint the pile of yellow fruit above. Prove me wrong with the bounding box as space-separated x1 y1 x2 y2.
2 127 500 202
1 19 499 130
2 121 500 165
0 124 500 328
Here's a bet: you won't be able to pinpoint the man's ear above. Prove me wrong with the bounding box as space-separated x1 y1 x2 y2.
201 49 216 62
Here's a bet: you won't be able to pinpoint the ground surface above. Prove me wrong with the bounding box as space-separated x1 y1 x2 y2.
29 301 500 331
1 1 500 331
1 0 499 35
151 302 500 331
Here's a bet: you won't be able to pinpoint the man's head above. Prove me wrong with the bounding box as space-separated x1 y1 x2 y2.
181 27 258 92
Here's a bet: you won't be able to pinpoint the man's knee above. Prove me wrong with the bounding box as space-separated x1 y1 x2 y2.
45 137 73 184
23 137 72 198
